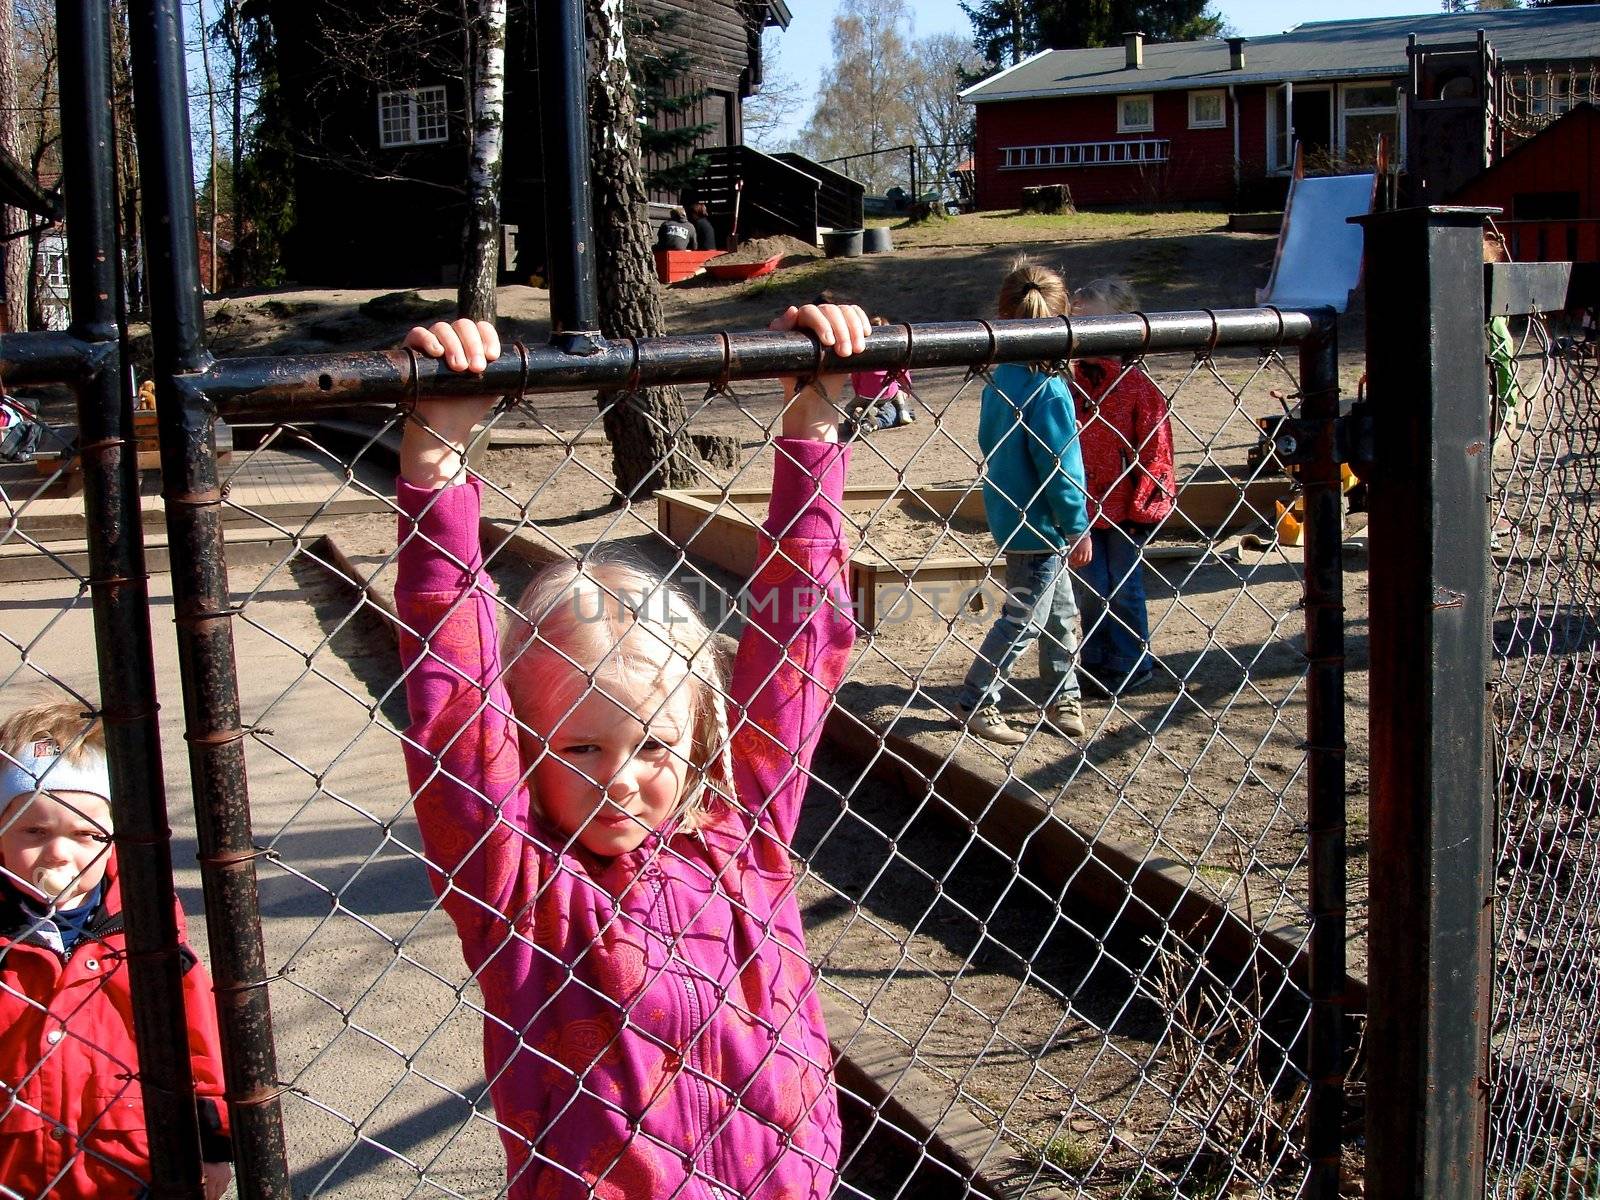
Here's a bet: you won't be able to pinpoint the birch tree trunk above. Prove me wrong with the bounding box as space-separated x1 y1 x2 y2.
586 0 696 498
0 0 29 332
457 0 505 321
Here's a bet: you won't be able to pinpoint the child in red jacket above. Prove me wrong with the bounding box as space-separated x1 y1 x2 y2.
1071 279 1176 696
0 701 232 1200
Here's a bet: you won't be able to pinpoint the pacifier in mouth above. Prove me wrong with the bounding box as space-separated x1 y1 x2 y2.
31 865 76 899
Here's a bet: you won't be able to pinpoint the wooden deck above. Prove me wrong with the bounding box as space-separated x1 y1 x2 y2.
0 446 393 582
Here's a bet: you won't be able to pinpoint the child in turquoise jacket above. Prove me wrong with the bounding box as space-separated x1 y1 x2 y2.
955 258 1092 745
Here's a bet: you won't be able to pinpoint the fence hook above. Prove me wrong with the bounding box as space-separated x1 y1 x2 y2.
714 331 735 394
1262 305 1290 354
964 319 1000 384
402 346 422 416
495 341 530 418
1193 308 1220 362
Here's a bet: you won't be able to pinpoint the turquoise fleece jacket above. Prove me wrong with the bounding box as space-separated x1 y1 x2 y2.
978 363 1090 552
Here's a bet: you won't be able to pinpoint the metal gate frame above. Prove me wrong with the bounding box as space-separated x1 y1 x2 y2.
5 0 1584 1197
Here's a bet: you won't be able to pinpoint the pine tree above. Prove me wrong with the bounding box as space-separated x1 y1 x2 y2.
627 7 714 194
231 1 294 287
962 0 1223 64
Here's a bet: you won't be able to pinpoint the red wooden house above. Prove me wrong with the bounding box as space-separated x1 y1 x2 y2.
1452 102 1600 264
960 6 1600 212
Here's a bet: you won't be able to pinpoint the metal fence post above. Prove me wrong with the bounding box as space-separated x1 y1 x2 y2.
1359 205 1496 1200
536 0 601 341
56 0 207 1195
1297 308 1346 1200
124 0 292 1194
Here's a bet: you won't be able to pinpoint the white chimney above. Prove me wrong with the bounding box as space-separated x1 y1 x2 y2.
1125 31 1144 70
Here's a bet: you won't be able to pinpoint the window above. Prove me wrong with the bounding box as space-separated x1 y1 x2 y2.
1117 94 1154 133
378 86 449 148
1340 81 1399 164
1188 90 1225 129
999 140 1170 169
37 247 67 288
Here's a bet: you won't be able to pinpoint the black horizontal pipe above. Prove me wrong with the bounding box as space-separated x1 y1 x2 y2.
0 330 102 385
202 308 1317 419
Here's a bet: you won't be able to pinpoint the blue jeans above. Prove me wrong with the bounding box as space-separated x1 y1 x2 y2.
958 551 1081 712
1077 525 1153 692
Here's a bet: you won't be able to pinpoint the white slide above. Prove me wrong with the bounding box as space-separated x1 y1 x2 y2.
1256 144 1377 314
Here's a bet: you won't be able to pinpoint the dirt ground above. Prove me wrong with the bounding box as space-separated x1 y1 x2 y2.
308 364 1375 1194
72 212 1387 1194
193 211 1335 358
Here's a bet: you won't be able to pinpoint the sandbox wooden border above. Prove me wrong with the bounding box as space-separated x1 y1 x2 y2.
657 479 1297 628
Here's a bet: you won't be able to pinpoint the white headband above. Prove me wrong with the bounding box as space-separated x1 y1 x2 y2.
0 738 112 811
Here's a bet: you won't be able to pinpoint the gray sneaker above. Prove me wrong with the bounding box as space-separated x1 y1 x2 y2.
958 704 1027 746
1050 697 1086 738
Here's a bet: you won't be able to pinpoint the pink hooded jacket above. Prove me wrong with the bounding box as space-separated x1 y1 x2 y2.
395 438 855 1200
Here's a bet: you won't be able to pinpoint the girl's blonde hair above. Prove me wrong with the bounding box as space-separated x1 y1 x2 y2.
502 556 733 833
1074 277 1139 315
996 256 1069 320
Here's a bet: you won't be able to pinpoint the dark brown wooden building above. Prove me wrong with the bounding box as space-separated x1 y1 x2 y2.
268 0 789 287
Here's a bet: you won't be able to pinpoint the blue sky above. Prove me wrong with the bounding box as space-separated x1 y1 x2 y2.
768 0 1441 144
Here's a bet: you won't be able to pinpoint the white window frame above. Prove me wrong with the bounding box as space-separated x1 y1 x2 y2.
378 85 449 149
38 247 67 288
1188 89 1226 129
1267 82 1335 173
1339 80 1401 156
1117 93 1155 134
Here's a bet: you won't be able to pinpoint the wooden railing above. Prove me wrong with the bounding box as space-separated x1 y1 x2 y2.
696 146 865 245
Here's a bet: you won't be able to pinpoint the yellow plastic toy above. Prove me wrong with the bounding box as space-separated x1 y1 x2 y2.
1275 498 1305 546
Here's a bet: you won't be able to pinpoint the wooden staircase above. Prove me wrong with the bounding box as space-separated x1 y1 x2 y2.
696 146 865 245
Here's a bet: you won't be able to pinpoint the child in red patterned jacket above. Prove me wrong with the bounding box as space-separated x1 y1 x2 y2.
0 700 232 1200
1070 279 1176 696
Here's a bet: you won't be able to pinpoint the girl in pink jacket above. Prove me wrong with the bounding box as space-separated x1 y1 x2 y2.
393 304 869 1200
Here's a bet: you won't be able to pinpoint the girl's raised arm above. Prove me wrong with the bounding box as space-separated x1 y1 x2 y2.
393 320 542 957
727 303 868 847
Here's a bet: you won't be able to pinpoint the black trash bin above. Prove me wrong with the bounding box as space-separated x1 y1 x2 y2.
822 229 864 258
862 227 893 254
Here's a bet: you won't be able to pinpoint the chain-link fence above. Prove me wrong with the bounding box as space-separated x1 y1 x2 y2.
46 309 1331 1199
19 0 1594 1196
1487 314 1600 1200
0 381 234 1199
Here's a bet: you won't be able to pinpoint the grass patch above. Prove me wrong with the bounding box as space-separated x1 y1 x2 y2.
893 209 1228 249
1194 863 1239 888
1026 1132 1095 1175
743 258 847 299
261 298 320 319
